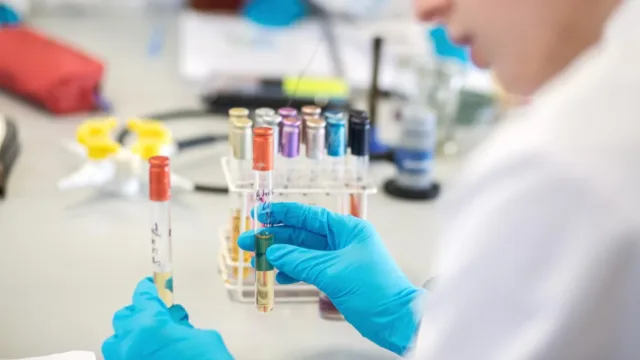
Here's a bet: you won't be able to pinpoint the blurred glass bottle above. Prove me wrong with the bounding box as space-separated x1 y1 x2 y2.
428 26 470 157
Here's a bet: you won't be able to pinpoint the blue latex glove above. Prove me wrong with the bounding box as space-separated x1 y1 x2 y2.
102 278 234 360
238 203 425 355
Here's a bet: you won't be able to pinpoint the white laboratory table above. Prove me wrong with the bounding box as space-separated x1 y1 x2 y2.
0 11 467 360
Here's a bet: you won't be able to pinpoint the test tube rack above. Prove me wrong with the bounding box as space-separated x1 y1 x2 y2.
218 156 377 303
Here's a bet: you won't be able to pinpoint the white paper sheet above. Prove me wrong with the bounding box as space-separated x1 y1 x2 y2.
1 351 96 360
177 10 429 91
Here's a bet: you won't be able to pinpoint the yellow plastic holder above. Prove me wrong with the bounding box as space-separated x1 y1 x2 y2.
127 118 172 145
76 117 118 146
131 139 164 160
85 138 120 160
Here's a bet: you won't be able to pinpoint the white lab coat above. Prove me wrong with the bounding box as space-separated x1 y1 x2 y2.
411 1 640 359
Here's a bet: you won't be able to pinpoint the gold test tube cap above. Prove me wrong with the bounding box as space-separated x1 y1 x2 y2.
231 117 253 160
301 105 322 117
228 107 250 119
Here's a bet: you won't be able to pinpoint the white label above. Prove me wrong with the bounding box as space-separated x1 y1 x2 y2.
151 222 171 273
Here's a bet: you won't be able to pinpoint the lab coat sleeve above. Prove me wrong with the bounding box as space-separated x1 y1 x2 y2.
410 153 639 360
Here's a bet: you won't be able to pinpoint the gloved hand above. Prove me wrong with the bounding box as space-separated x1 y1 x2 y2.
238 202 425 355
102 278 234 360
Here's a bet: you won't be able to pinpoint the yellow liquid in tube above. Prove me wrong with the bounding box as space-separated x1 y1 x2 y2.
153 271 173 307
256 270 275 313
231 209 252 280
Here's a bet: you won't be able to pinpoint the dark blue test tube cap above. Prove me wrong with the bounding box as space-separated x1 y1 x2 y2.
348 110 370 157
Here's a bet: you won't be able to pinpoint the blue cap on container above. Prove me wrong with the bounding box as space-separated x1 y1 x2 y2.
429 26 470 63
243 0 307 27
326 112 346 157
0 4 21 26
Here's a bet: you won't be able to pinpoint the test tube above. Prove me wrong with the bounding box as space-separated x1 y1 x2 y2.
319 113 346 320
253 127 276 313
281 117 302 187
305 117 326 205
325 111 348 211
254 107 276 126
229 117 253 281
149 156 173 308
348 110 370 219
301 105 322 145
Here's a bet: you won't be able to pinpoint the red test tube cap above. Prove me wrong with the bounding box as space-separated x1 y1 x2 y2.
253 127 274 171
149 155 171 201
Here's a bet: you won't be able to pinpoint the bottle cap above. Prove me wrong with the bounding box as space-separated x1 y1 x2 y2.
305 118 326 160
149 155 171 201
301 105 322 117
261 114 283 127
255 107 276 117
278 107 298 119
253 127 274 171
231 117 253 160
349 110 370 157
324 109 345 121
281 117 300 158
282 116 302 127
326 115 346 157
228 107 250 118
254 107 276 126
261 114 282 158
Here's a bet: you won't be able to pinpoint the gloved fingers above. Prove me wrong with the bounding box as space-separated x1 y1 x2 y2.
132 277 170 314
169 304 194 328
200 329 235 360
266 244 333 286
238 226 328 252
255 202 354 247
101 335 123 360
100 335 126 360
255 202 328 231
111 305 136 335
275 271 300 284
237 231 255 251
109 277 173 336
248 255 303 285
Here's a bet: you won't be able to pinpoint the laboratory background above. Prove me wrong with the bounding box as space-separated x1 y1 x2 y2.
0 0 503 359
